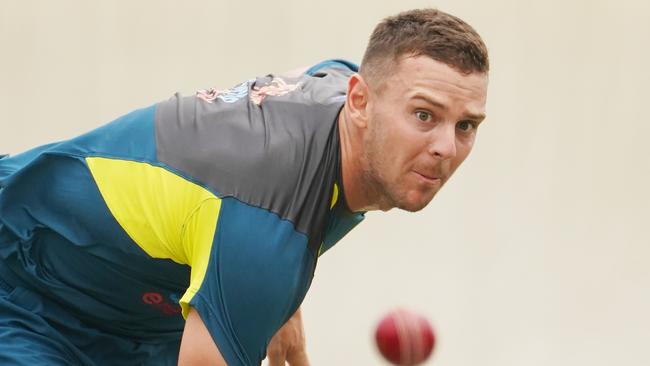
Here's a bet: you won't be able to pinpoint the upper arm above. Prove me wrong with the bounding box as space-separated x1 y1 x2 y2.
178 308 228 366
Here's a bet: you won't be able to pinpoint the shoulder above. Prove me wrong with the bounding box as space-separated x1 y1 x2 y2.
303 59 359 76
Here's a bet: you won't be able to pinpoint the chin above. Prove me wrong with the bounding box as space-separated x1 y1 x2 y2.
396 195 433 212
380 183 438 212
397 202 428 212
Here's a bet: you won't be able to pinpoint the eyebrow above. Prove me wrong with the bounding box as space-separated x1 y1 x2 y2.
412 94 486 122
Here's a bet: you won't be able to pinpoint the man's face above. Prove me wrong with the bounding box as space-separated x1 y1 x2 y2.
362 55 488 212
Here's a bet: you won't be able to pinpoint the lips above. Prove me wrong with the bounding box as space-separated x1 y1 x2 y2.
413 171 442 186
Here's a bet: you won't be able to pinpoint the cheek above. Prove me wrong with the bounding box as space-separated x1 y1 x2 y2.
451 139 475 170
371 110 428 171
392 121 430 160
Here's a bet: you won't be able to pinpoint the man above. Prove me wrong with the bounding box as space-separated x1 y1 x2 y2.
0 8 488 366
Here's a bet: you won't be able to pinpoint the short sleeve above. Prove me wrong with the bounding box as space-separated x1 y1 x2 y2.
178 198 251 365
178 198 222 318
178 197 316 366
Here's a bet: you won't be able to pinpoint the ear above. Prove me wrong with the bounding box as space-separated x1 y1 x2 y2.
345 74 370 129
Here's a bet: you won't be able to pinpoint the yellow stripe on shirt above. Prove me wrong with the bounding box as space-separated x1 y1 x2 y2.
86 157 221 317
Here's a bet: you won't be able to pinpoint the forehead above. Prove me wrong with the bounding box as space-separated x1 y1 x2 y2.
386 55 488 110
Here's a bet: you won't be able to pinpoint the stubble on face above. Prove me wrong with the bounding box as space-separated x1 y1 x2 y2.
361 109 437 213
361 114 398 212
357 56 488 213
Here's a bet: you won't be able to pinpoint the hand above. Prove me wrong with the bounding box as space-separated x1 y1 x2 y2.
266 308 310 366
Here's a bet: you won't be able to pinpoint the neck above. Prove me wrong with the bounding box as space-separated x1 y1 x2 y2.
338 105 381 212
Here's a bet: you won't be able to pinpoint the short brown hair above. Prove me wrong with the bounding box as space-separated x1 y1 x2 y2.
360 9 489 84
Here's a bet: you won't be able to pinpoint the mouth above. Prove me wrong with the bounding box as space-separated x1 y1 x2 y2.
413 171 442 186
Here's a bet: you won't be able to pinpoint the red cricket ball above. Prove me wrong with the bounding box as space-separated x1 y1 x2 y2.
375 308 435 365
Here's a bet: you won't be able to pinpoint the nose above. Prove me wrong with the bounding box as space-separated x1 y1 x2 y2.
427 123 457 160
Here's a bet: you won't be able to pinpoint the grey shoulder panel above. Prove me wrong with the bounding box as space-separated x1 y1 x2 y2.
155 68 351 255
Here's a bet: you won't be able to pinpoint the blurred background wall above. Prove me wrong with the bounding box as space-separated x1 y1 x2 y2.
1 0 649 365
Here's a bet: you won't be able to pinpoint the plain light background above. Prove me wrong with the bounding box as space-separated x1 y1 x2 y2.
1 1 649 365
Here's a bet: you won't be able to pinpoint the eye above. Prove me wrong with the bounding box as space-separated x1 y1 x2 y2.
415 111 432 122
457 120 477 132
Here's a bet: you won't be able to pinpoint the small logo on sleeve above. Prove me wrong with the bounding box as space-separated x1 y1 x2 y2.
196 77 301 105
142 292 182 316
196 80 253 104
